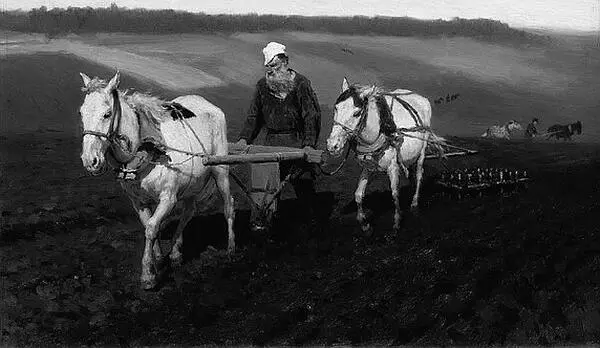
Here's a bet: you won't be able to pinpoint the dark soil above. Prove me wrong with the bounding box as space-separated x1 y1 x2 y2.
3 132 600 346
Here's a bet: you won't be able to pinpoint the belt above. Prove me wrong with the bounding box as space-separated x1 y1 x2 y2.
266 129 297 135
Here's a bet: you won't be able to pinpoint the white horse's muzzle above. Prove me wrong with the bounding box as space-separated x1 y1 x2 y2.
81 135 108 174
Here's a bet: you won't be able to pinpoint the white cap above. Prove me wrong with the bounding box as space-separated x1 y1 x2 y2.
262 41 287 65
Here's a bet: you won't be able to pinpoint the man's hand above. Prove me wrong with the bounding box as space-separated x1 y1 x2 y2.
303 145 322 164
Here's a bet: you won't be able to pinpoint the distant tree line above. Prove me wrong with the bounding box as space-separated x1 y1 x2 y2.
0 4 552 45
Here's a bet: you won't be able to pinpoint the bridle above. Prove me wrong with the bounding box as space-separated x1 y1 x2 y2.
81 89 135 165
81 90 119 139
332 88 370 143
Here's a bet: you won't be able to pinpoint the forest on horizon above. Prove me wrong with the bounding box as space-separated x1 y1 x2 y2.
1 4 552 45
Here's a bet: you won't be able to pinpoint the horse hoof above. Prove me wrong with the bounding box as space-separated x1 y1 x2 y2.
140 278 158 290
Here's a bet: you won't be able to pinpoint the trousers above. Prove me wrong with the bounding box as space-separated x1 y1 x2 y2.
265 132 320 224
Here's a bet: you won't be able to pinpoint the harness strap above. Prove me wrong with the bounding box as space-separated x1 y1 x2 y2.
389 95 424 127
352 92 431 173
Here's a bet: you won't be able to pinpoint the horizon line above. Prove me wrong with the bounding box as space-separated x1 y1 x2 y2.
3 5 599 33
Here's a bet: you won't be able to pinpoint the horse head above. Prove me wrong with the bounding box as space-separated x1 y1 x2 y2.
78 71 122 174
506 120 522 133
326 77 376 156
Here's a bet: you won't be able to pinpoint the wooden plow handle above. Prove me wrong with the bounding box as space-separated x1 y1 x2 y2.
202 143 324 166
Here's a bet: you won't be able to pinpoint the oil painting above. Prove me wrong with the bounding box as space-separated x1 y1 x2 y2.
1 0 599 345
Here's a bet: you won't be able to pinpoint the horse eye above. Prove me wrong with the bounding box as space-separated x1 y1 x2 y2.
103 111 112 119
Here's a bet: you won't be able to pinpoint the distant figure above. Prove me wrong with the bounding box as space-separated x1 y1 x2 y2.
341 47 354 55
524 118 539 139
546 121 582 141
481 120 523 140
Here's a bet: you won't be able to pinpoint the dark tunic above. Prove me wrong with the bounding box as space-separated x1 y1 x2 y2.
525 122 538 138
238 70 321 149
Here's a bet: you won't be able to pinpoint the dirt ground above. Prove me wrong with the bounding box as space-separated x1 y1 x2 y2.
3 130 600 346
2 36 600 346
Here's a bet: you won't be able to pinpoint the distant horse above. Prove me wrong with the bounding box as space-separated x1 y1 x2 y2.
327 77 445 234
78 71 235 290
546 121 582 141
481 120 523 140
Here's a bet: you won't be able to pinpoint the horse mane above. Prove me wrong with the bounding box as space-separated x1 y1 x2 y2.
354 84 396 135
353 83 385 96
81 75 170 124
125 92 172 123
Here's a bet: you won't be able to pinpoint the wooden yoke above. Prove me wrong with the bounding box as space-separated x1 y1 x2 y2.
203 143 324 166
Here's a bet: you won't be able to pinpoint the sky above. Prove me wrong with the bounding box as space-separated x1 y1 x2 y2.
3 0 599 32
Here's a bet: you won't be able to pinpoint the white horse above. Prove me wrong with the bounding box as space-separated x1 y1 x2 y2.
480 120 522 140
327 77 445 234
78 71 235 290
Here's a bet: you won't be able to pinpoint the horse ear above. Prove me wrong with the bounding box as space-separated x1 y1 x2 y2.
342 77 349 92
80 72 92 87
105 70 121 92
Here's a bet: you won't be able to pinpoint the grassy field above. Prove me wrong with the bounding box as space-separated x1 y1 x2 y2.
1 31 600 345
3 30 599 141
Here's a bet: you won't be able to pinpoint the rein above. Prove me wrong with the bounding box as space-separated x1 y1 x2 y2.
323 88 435 175
333 89 430 153
318 143 353 176
321 86 454 175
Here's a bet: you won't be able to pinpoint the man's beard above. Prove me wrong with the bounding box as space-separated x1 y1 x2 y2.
266 69 295 97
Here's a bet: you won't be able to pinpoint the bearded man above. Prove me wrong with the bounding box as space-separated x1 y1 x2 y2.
236 41 322 230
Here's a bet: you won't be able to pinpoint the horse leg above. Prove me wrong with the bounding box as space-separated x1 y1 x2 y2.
169 199 196 267
141 193 176 290
129 199 165 264
410 142 427 214
214 165 236 255
387 161 402 232
355 169 372 236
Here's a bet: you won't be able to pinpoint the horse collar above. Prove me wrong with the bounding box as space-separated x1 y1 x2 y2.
114 150 156 181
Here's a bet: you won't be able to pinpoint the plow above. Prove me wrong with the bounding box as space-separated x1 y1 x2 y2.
200 139 500 231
